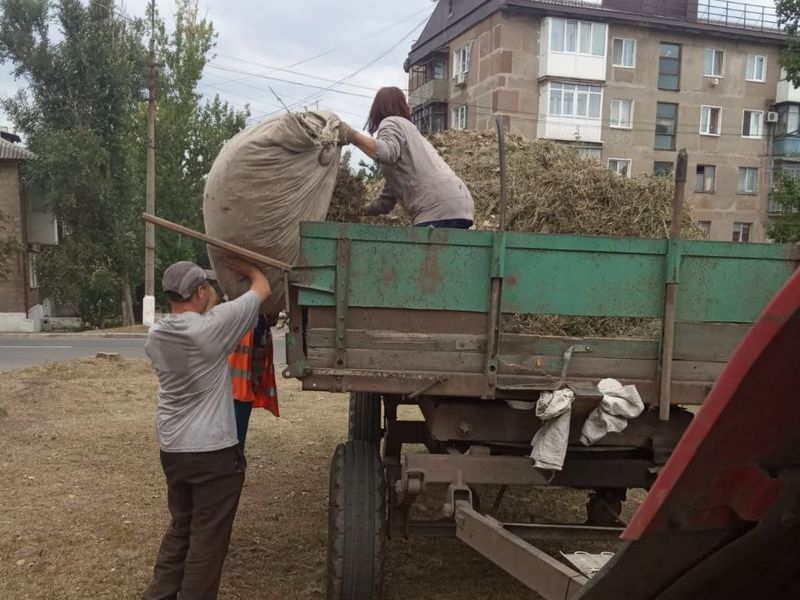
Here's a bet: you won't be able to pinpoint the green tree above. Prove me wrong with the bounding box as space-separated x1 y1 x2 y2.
0 0 247 326
0 0 146 327
0 211 22 278
766 173 800 242
148 0 248 297
778 0 800 86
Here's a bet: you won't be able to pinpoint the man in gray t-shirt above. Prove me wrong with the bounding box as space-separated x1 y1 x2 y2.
142 259 270 600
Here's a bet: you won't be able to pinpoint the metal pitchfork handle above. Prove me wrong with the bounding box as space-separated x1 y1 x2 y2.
141 213 292 272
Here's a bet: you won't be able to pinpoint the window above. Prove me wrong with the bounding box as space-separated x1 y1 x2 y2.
28 252 38 289
732 222 752 242
778 104 800 136
454 45 470 75
746 54 766 82
704 48 724 77
658 43 681 91
547 82 602 118
742 110 764 138
738 167 758 194
612 38 636 68
654 161 674 176
608 159 631 177
699 221 712 239
577 146 602 161
700 106 722 136
655 102 678 150
447 0 454 17
451 104 467 130
610 99 633 129
431 58 446 80
695 165 716 193
550 18 606 56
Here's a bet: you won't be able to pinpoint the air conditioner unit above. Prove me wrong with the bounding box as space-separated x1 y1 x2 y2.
766 111 779 123
455 72 467 86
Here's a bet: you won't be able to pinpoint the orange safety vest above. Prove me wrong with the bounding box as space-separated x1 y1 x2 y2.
229 329 279 417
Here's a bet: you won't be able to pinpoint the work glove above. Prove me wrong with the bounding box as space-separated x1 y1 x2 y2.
337 121 356 146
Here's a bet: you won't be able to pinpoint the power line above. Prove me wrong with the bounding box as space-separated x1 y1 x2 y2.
260 5 435 70
206 64 375 99
210 58 392 93
259 15 430 120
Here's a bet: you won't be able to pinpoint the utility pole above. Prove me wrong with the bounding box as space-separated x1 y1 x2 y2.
143 0 157 327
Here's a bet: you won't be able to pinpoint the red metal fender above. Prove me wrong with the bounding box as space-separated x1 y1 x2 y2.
576 267 800 600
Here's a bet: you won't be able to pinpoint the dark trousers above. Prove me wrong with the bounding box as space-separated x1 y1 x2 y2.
415 218 473 229
233 400 253 452
142 445 246 600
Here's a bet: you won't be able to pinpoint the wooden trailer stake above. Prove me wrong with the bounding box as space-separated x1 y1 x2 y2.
657 149 688 421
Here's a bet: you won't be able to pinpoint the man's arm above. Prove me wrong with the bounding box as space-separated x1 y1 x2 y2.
207 259 272 354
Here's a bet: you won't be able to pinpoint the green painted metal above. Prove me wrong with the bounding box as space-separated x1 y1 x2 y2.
292 223 798 324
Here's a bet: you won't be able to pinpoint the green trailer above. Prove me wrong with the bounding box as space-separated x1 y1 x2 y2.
284 220 799 599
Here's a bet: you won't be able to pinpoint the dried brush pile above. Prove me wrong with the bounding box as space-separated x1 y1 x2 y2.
329 130 703 338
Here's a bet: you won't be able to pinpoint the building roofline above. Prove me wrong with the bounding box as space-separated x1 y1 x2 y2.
407 0 786 67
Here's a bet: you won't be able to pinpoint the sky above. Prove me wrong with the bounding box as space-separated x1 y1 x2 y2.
0 0 437 138
0 0 780 137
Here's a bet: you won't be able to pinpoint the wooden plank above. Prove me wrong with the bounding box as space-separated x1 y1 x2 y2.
306 323 748 364
307 307 487 334
307 328 662 360
307 347 724 382
299 373 711 405
674 322 750 362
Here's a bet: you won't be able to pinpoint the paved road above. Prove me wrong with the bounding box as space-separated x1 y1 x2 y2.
0 332 287 372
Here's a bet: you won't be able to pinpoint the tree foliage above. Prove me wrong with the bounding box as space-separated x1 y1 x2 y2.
0 0 248 326
778 0 800 86
766 173 800 243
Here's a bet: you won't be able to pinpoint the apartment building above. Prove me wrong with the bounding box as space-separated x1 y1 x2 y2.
406 0 798 242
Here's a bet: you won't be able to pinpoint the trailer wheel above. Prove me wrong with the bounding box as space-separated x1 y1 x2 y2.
327 441 387 600
348 392 382 445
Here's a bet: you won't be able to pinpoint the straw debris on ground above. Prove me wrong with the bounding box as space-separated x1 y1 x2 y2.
329 130 703 338
3 358 637 599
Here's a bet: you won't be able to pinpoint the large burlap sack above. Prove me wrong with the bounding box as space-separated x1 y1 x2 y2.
203 111 342 318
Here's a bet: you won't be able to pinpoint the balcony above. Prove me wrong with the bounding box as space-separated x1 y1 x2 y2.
527 0 780 32
773 137 800 157
776 79 800 105
409 79 449 109
697 0 780 32
537 115 602 144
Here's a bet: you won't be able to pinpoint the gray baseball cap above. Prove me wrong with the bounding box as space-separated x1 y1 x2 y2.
162 261 216 300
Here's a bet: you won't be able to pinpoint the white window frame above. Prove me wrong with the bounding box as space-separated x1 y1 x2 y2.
547 82 603 119
738 167 759 194
611 38 636 68
609 98 634 129
746 54 767 83
454 44 470 76
703 48 725 77
608 158 632 178
741 110 764 139
695 164 717 193
732 222 752 243
549 18 607 57
451 104 467 130
700 105 722 136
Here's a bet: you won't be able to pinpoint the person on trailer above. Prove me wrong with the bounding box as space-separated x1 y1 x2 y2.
142 259 270 600
337 86 475 229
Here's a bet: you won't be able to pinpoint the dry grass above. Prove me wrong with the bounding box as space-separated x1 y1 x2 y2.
328 130 702 339
0 359 641 599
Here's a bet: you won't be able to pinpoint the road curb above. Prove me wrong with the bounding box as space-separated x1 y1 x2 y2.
0 332 149 340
